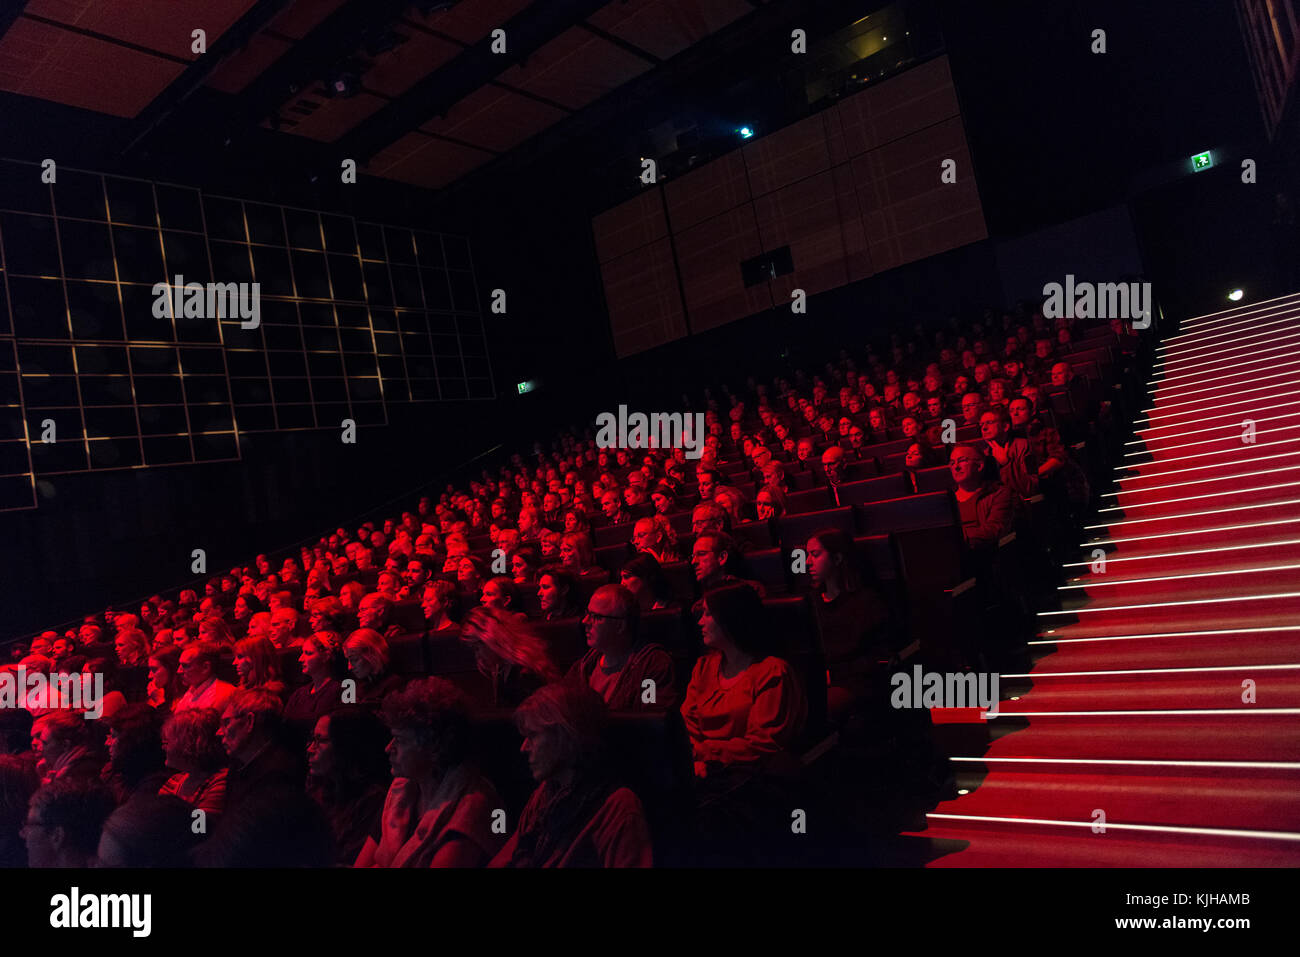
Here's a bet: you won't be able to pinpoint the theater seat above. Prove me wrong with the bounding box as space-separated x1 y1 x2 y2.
732 518 774 550
534 617 587 671
853 491 957 535
665 511 694 536
594 523 633 548
606 711 697 866
777 506 855 552
641 608 696 657
426 632 476 674
388 631 427 676
788 470 817 491
662 561 697 606
761 595 818 654
837 473 907 507
913 465 953 494
595 542 632 575
278 648 307 688
844 458 880 481
391 599 426 633
786 486 834 515
747 547 790 595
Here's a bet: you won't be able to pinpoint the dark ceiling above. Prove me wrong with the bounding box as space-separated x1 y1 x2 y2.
0 0 771 191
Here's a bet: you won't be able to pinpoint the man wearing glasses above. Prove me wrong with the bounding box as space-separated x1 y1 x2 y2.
569 585 678 712
174 642 237 714
22 779 114 868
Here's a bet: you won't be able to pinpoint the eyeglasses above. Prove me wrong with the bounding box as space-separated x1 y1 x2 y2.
583 611 626 622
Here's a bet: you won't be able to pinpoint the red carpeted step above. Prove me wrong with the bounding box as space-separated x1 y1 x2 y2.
1111 449 1300 492
1037 594 1300 633
1062 540 1300 582
995 671 1300 712
930 767 1300 833
911 820 1300 867
1108 470 1300 508
978 712 1300 762
1029 629 1300 670
1055 566 1300 606
1080 520 1300 556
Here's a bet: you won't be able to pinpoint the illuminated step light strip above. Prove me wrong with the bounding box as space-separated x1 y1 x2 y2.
948 756 1300 769
1153 346 1300 387
1004 663 1300 677
924 812 1300 842
1143 368 1300 411
1103 466 1298 496
1127 412 1299 445
1114 445 1300 480
1122 429 1295 456
1058 564 1300 589
1157 316 1300 359
1037 593 1300 616
1096 483 1300 512
1115 439 1296 471
1171 290 1300 330
1062 539 1300 565
1154 328 1300 369
1086 518 1300 547
1083 499 1300 530
1029 625 1300 644
1134 394 1300 431
1148 352 1300 387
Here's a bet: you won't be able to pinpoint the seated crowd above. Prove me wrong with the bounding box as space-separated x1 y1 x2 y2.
0 304 1135 867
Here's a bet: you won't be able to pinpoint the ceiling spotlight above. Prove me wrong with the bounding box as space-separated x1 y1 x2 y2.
1228 288 1244 301
737 126 754 139
323 61 363 98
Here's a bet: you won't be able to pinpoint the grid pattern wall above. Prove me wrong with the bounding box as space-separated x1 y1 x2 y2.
0 159 494 511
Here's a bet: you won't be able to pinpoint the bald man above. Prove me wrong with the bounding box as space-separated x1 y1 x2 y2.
570 585 678 711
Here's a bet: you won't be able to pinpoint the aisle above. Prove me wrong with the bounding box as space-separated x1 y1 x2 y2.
911 292 1300 867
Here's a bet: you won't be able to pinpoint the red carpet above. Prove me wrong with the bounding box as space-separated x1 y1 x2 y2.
908 293 1300 866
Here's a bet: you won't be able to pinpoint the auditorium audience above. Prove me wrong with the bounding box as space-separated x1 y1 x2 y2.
102 704 170 804
491 683 652 867
950 444 1015 551
233 636 286 697
158 708 228 817
308 708 390 866
23 779 115 868
570 585 678 711
174 642 237 714
0 755 38 867
356 679 504 867
459 607 560 709
219 690 303 810
343 630 405 709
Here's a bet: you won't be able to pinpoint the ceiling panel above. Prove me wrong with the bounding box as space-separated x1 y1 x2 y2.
274 89 387 142
271 0 352 40
409 0 535 45
420 83 566 152
496 26 651 111
365 29 462 97
0 18 184 117
26 0 257 61
205 30 292 94
369 132 495 189
588 0 752 60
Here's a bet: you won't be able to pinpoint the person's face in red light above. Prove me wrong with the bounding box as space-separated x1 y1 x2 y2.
619 570 646 604
482 579 510 609
537 574 563 614
601 493 621 518
950 447 983 489
456 558 478 585
691 538 724 583
1035 339 1053 360
233 649 253 683
378 572 400 596
357 597 385 630
962 394 983 423
796 439 814 462
1009 399 1033 427
901 417 921 439
178 648 208 689
632 518 659 554
307 716 334 779
519 716 566 783
869 410 887 432
806 536 840 590
1051 363 1071 387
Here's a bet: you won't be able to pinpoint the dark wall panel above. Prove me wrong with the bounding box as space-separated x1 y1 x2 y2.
601 237 687 358
674 206 769 332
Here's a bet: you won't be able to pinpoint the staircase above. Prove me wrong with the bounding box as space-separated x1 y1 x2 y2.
909 292 1300 866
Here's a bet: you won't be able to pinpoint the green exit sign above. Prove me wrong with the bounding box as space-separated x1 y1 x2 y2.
517 380 536 395
1192 151 1213 171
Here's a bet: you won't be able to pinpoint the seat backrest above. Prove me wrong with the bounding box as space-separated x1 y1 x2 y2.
665 511 694 536
788 469 817 491
733 518 774 550
853 534 899 583
837 473 908 507
391 599 426 633
914 465 954 494
661 561 697 606
844 458 880 481
640 608 696 657
605 711 697 866
747 547 790 595
854 491 957 535
533 617 587 672
388 631 428 676
594 542 632 575
777 506 855 551
594 523 633 548
786 486 834 515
